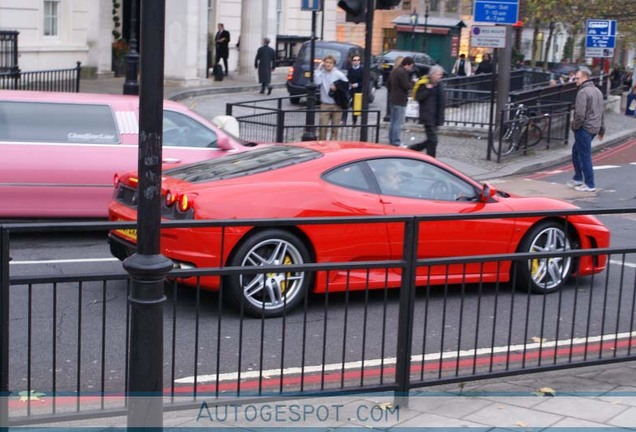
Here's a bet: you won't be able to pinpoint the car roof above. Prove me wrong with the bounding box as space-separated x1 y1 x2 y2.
158 141 471 187
0 89 187 112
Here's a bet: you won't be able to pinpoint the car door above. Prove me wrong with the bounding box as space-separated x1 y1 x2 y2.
320 161 396 288
367 157 517 285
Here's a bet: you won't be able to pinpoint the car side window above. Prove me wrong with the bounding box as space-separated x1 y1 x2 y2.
0 101 119 144
368 158 477 201
323 162 373 192
163 110 218 148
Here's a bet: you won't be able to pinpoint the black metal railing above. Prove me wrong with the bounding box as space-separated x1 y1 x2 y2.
2 206 636 425
0 61 81 93
226 96 381 143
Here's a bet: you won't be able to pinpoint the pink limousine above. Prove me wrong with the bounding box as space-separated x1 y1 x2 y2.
0 90 250 218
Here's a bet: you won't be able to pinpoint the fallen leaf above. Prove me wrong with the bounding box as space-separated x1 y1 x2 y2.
533 387 556 397
514 421 529 427
18 390 46 402
376 402 394 411
531 336 547 343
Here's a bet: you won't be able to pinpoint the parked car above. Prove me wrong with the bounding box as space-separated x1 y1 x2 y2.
0 90 252 218
108 142 610 318
286 40 380 105
373 50 437 85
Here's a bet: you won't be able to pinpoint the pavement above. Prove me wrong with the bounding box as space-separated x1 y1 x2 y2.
23 71 636 430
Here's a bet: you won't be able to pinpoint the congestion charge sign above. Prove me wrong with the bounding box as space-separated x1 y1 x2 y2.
473 0 519 25
585 19 617 58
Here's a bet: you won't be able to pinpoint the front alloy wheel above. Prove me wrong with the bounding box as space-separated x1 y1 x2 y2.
515 221 574 293
226 229 312 317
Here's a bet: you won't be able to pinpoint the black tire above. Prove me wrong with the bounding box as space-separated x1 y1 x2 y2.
526 123 542 147
289 96 301 105
514 221 574 293
492 125 517 156
225 229 313 318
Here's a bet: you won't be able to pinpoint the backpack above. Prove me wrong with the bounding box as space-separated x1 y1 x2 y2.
411 75 429 100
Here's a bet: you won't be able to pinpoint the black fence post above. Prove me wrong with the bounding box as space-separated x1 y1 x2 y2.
0 226 9 429
301 11 318 142
394 217 419 409
74 61 82 93
124 0 172 428
276 108 285 143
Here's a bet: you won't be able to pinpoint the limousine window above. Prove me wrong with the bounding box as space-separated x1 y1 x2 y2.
0 101 119 144
164 110 218 148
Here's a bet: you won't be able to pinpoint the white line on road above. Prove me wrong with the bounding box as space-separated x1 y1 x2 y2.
174 331 636 385
9 258 119 265
594 165 620 170
610 259 636 269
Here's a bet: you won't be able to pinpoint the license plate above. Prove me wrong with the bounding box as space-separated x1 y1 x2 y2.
115 227 137 241
304 71 311 78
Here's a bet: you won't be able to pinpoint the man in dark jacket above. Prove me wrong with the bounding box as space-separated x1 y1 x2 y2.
387 56 415 146
255 37 276 94
409 65 445 157
215 23 231 76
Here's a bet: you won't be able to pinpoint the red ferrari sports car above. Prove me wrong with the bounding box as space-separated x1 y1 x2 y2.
108 142 610 317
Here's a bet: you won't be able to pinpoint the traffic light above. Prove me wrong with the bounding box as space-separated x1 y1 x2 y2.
375 0 400 9
338 0 366 24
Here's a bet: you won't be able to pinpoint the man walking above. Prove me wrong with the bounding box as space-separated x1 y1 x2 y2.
343 54 363 125
255 37 276 95
215 23 230 76
409 65 446 157
387 56 415 147
568 66 605 192
314 55 348 140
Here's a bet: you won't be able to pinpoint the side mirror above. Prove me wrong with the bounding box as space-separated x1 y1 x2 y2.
212 115 240 138
479 183 497 202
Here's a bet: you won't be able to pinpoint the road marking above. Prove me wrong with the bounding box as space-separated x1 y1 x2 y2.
9 258 119 265
174 331 636 384
610 259 636 269
594 165 620 170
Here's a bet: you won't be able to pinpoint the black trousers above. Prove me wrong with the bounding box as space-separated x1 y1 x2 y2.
215 52 228 74
410 125 438 157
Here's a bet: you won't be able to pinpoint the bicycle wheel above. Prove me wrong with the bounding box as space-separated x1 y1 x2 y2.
492 125 517 156
526 122 543 147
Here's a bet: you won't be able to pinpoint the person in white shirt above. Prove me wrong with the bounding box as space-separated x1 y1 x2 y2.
314 55 348 140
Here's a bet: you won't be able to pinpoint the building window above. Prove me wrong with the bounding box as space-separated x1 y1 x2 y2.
276 0 282 35
429 0 440 12
402 1 412 10
382 28 397 52
446 0 459 14
44 0 60 36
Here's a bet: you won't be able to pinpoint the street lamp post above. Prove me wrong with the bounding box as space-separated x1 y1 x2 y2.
410 10 418 51
123 0 139 95
423 2 429 51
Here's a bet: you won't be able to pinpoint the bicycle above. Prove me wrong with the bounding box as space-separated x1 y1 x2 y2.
491 103 543 157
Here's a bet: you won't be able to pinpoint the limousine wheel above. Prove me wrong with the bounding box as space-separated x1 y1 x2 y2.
226 229 312 318
515 221 574 293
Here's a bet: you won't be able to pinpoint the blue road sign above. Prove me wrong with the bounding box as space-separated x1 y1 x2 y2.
585 19 617 58
301 0 321 11
473 0 519 25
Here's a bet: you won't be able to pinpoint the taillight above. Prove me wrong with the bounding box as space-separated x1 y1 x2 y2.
129 176 139 186
286 67 294 81
165 191 176 207
177 194 193 212
113 173 120 187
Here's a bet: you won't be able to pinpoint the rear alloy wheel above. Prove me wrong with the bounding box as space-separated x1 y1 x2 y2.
515 221 574 293
226 229 312 317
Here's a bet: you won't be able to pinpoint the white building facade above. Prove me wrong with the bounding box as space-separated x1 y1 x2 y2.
0 0 339 82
